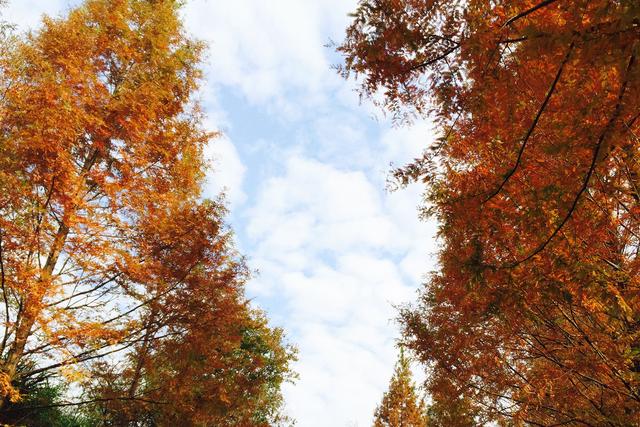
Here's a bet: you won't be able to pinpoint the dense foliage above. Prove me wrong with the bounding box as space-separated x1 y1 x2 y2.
340 0 640 425
0 0 295 425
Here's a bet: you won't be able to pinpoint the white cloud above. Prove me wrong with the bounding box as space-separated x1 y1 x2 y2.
203 135 247 206
182 4 441 421
3 0 76 32
244 155 436 426
247 156 401 257
182 0 355 113
381 120 437 167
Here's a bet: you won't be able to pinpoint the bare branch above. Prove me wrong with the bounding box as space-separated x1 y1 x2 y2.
502 0 562 28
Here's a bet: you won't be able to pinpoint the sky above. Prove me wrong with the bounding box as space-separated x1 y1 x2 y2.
3 1 438 425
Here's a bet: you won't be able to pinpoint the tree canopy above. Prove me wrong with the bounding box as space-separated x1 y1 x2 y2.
0 0 295 425
340 0 640 425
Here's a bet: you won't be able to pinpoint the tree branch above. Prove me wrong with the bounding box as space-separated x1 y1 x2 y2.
502 0 562 28
504 44 637 269
406 43 460 72
4 395 169 412
484 42 574 204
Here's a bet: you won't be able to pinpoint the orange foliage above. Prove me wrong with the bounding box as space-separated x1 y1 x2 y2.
372 350 429 427
341 1 640 425
0 0 294 423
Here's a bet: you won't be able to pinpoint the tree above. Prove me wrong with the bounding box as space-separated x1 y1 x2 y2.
0 0 295 423
87 309 296 426
373 350 428 427
340 1 640 425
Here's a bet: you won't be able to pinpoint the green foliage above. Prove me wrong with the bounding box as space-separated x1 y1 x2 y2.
2 380 99 427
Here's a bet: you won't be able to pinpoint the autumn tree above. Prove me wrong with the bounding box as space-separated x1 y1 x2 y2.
373 350 428 427
0 0 295 423
340 0 640 425
87 309 296 426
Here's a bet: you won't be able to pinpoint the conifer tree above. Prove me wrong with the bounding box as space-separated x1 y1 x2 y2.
373 350 428 427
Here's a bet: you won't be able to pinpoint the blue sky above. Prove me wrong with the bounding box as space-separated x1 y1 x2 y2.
4 1 438 425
